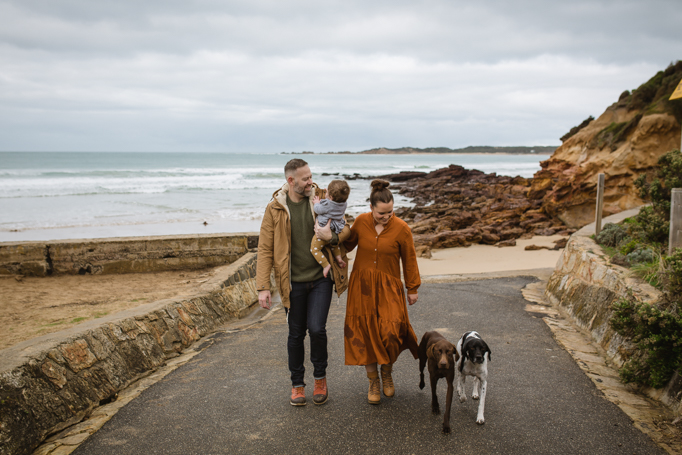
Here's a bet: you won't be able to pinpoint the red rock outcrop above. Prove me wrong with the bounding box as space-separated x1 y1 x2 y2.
530 62 682 228
383 165 573 253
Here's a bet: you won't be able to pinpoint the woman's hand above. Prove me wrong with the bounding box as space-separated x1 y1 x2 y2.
407 293 418 305
314 220 333 241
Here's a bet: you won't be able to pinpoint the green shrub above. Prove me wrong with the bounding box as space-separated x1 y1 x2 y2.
664 248 682 296
610 297 682 388
596 223 628 247
632 149 682 245
629 206 670 245
619 239 638 256
626 248 657 265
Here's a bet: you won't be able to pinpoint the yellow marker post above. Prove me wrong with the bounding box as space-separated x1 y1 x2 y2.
671 79 682 100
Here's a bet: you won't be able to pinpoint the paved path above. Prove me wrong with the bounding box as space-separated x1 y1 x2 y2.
74 277 664 454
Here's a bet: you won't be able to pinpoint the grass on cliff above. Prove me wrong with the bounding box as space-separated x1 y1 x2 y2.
594 149 682 388
585 61 682 151
625 60 682 123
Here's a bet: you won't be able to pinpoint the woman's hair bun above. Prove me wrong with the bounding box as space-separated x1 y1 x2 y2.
370 179 390 191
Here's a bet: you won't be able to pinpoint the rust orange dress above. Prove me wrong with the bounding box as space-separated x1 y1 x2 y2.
343 212 421 366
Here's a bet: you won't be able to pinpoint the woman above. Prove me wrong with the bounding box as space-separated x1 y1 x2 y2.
343 179 420 404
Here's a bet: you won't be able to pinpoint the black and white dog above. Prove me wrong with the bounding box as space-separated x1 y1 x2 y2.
456 331 491 425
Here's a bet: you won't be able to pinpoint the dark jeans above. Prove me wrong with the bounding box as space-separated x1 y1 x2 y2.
287 276 333 387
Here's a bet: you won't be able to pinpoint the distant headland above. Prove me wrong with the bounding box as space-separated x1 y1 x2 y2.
280 145 558 155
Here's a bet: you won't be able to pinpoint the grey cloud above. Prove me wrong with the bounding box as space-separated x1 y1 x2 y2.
2 0 679 62
0 0 679 152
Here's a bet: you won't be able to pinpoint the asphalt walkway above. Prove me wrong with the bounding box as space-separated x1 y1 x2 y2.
73 276 664 454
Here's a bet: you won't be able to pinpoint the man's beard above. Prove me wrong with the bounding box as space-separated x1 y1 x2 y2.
293 182 312 197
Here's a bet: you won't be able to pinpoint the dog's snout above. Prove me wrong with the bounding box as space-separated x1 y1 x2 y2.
438 352 450 369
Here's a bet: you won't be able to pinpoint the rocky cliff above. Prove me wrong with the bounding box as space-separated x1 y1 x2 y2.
530 61 682 228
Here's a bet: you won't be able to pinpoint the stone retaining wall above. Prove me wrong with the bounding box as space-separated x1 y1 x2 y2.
544 210 681 414
0 233 259 277
0 251 265 455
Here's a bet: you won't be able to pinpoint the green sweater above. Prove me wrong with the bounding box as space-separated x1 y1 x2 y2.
287 196 324 283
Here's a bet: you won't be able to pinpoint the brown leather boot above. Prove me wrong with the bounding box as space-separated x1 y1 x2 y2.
367 370 381 405
380 364 395 397
313 378 328 405
290 386 306 406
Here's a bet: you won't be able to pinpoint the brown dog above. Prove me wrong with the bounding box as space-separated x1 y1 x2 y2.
313 186 326 199
419 331 460 434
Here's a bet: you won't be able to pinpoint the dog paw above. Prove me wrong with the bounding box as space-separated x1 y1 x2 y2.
458 395 467 403
432 406 440 415
419 380 425 390
476 418 485 425
442 425 450 434
472 394 479 400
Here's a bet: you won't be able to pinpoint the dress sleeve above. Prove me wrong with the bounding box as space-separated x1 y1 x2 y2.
343 216 360 253
399 224 421 293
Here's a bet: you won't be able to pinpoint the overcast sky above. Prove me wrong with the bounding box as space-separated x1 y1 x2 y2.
0 0 679 153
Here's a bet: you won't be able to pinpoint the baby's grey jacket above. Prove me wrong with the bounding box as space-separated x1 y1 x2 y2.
314 199 347 233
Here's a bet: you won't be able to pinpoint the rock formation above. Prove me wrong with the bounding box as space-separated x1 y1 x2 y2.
530 61 682 227
378 165 573 254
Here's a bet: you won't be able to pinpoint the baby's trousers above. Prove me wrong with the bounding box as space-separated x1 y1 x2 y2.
310 224 351 268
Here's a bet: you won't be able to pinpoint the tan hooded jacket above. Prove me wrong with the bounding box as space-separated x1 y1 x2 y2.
256 182 349 308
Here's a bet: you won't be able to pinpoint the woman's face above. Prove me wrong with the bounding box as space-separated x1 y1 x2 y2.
371 200 394 225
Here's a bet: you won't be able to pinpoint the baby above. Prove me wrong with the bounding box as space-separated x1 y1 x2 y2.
311 179 352 277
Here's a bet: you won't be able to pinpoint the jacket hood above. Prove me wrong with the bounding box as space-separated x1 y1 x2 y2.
271 182 319 216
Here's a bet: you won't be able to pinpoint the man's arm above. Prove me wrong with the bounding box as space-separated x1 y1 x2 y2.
256 206 275 309
314 220 337 244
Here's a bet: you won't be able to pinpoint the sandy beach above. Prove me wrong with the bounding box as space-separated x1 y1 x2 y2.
417 234 564 275
1 235 564 350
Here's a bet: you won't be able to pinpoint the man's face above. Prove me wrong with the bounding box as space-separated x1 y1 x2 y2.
289 165 313 197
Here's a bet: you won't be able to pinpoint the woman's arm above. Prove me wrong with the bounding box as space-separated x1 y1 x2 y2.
399 225 421 302
342 216 360 252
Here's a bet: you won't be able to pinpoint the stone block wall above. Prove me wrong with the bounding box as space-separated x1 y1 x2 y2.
0 233 260 277
545 229 681 414
0 252 263 455
545 235 661 364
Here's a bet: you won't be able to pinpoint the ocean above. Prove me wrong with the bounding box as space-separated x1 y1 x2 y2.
0 152 549 242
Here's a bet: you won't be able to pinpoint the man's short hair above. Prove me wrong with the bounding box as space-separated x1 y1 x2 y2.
327 180 350 203
284 159 309 178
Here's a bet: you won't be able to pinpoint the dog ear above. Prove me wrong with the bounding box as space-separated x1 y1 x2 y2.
427 343 436 359
482 341 491 362
459 344 468 372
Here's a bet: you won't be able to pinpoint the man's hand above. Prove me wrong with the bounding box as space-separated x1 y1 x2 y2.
314 220 333 241
407 293 418 305
259 290 272 309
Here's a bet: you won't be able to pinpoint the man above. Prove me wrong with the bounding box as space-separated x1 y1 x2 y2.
256 159 349 406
